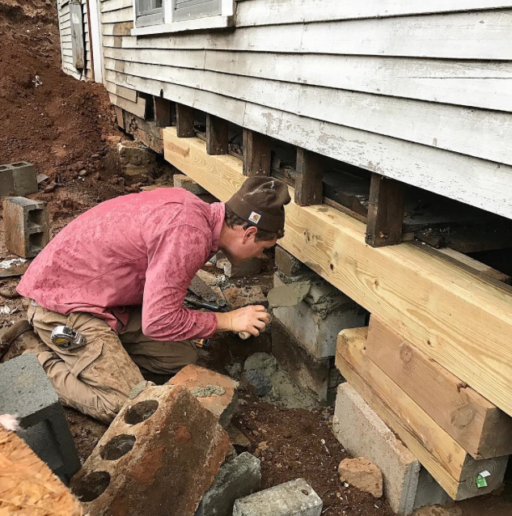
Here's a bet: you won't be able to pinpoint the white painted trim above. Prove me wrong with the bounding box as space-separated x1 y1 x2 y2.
130 13 232 35
88 0 103 82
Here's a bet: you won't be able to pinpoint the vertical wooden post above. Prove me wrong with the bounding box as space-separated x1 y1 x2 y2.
295 148 324 206
206 114 229 155
243 129 271 176
154 97 172 128
175 103 195 138
366 173 406 247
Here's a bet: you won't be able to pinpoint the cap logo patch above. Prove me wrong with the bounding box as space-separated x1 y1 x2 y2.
249 211 261 224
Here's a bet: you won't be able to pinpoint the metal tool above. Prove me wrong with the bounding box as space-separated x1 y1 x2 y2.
51 325 86 350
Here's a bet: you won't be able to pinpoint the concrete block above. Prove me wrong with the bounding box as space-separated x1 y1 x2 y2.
233 478 323 516
168 364 239 428
0 353 80 482
174 174 207 195
275 246 311 277
223 286 268 310
333 383 449 515
3 196 50 258
223 258 262 278
0 161 38 197
71 384 232 516
272 319 342 404
195 452 261 516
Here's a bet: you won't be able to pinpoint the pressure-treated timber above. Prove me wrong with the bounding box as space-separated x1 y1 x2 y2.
162 127 512 417
336 328 508 500
243 129 271 176
366 174 406 247
154 97 173 128
176 103 195 137
206 114 229 155
295 148 323 206
366 317 512 459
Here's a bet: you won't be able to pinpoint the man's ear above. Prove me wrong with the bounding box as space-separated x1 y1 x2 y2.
242 226 258 243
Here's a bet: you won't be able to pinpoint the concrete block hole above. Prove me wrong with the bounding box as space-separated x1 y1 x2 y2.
124 399 158 425
28 209 43 227
100 434 136 461
0 165 9 171
11 162 27 167
73 471 110 502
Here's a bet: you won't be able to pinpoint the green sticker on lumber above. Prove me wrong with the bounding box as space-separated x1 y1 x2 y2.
476 475 488 488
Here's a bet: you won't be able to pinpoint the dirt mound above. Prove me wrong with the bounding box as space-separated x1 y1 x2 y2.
0 0 122 184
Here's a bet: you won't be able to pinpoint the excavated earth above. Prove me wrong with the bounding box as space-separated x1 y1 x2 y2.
1 1 512 515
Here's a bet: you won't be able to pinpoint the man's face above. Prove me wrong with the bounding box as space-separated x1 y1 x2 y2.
224 226 278 266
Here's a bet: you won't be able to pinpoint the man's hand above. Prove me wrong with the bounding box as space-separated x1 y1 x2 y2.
216 305 270 337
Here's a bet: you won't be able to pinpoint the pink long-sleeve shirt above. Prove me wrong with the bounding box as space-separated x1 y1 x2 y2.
17 188 224 341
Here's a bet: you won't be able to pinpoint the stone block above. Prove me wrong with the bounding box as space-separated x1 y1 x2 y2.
275 246 310 277
223 286 268 311
333 383 449 515
338 457 383 498
0 353 80 482
174 174 207 195
3 197 50 258
233 478 323 516
168 364 239 428
271 319 342 404
117 141 157 167
223 258 262 278
0 161 38 197
195 452 261 516
71 384 232 516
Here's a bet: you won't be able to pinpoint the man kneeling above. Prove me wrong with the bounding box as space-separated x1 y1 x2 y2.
17 177 290 423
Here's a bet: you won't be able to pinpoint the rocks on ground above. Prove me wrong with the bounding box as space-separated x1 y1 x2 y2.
338 457 383 498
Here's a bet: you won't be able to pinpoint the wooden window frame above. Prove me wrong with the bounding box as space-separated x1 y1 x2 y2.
131 0 233 36
134 0 165 28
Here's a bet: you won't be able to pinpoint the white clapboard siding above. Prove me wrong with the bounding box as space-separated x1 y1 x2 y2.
103 69 512 218
102 21 134 35
235 0 512 26
108 60 512 165
105 47 512 112
102 11 512 60
101 0 133 12
105 80 138 102
102 6 133 23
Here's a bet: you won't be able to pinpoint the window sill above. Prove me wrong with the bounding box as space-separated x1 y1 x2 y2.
131 15 233 36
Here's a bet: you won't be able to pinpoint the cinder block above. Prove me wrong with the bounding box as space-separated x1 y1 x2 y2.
71 384 232 515
233 478 323 516
168 364 239 428
0 161 38 197
174 174 207 195
195 452 261 516
223 258 262 278
275 246 310 277
3 196 50 258
332 383 448 515
0 353 80 483
272 319 342 404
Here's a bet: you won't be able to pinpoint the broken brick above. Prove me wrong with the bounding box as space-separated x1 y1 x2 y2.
169 364 239 428
71 384 231 516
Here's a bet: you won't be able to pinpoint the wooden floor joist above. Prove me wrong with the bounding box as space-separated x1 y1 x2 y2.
206 114 229 155
295 148 324 206
366 317 512 459
162 127 512 417
336 328 508 500
154 97 173 128
176 103 195 138
243 129 271 176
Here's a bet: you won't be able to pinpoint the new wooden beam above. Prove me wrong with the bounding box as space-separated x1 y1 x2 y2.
243 129 271 176
162 127 512 417
175 103 195 138
366 173 406 247
154 97 173 128
366 317 512 459
206 114 229 155
336 328 508 500
295 148 324 206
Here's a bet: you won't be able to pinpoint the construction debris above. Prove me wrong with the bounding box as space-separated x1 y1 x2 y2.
0 161 38 197
338 457 384 498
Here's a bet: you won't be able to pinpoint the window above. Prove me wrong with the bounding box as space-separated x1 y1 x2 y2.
133 0 233 35
135 0 164 28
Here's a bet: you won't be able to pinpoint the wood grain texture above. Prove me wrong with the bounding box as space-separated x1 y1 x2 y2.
243 129 271 176
335 328 508 500
206 114 229 155
0 427 83 515
162 128 512 417
154 96 173 128
366 317 512 459
366 174 406 247
176 103 195 137
295 148 323 206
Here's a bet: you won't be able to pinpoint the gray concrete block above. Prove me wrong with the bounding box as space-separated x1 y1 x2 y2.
174 174 207 195
0 354 80 482
233 478 322 516
333 383 449 515
275 246 310 277
3 196 50 258
223 258 262 279
195 452 261 516
0 161 38 197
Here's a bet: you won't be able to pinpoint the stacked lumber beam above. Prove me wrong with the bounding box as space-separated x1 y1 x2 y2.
335 321 511 500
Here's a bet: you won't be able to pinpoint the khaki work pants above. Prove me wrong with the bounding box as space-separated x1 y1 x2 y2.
27 305 198 424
